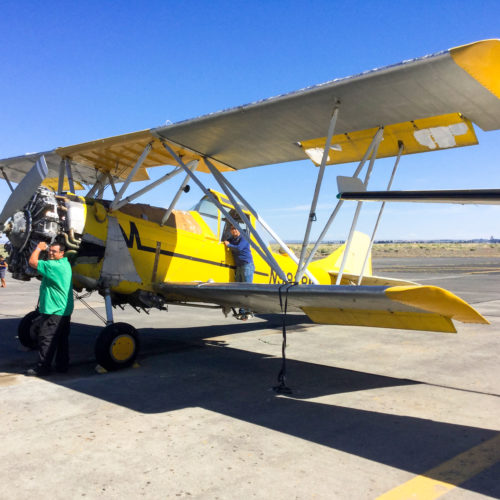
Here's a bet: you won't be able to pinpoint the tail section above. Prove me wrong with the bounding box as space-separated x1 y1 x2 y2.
312 232 418 286
312 231 372 282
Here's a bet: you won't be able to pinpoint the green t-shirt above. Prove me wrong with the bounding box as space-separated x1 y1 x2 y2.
37 257 74 316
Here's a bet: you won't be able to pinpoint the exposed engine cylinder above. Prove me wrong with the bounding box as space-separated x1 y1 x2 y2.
4 187 81 280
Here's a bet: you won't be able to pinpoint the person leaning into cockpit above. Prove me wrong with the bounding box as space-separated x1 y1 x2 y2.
223 225 254 283
223 225 254 320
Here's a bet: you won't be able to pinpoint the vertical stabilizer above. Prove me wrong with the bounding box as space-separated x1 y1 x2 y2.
313 231 372 276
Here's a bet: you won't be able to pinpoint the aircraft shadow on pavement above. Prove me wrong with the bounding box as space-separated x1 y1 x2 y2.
1 315 498 497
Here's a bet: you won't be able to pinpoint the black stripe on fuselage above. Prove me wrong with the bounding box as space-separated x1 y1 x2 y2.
119 221 268 277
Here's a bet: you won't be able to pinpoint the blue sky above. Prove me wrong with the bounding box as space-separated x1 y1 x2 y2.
1 0 499 241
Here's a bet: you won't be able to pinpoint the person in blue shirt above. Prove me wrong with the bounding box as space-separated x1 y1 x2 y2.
224 225 254 320
223 225 254 283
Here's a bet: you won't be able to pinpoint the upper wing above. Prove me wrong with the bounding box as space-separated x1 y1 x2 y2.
1 39 500 184
153 39 500 168
0 131 233 187
155 282 488 333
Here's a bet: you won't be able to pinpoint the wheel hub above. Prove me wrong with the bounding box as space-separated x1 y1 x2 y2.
110 334 136 362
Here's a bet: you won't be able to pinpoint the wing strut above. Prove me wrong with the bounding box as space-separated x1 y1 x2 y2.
296 101 340 280
161 141 290 283
336 127 384 284
107 172 118 196
356 141 404 284
64 158 75 193
160 161 199 225
112 165 185 211
204 158 319 284
205 157 298 284
110 142 152 211
295 127 384 282
57 159 65 194
86 171 108 198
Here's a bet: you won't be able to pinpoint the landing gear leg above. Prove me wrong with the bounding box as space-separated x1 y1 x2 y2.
94 289 140 371
104 288 114 325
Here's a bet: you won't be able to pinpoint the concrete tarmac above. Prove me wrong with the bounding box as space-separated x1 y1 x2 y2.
0 257 499 499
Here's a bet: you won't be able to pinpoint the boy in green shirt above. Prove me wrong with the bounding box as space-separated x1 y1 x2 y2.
27 241 73 376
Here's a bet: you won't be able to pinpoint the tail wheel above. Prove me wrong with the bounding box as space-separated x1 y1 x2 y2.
94 322 140 371
17 310 40 349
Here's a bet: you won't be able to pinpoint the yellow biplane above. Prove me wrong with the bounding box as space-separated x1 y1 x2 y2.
1 39 499 371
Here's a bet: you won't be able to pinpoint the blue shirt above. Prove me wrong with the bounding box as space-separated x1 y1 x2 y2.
227 235 253 266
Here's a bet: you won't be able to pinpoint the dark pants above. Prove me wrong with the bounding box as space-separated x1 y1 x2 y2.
32 314 71 372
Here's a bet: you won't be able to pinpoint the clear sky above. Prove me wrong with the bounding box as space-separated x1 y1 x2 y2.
1 0 499 241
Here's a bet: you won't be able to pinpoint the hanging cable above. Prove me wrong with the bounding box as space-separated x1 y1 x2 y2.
273 282 298 395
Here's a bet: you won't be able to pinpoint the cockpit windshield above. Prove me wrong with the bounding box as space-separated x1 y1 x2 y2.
192 198 219 237
191 195 253 241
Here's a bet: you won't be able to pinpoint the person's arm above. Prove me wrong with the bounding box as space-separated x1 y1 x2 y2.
29 242 48 269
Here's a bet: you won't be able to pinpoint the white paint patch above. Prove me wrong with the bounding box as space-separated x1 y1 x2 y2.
304 144 342 164
304 147 330 164
414 122 469 150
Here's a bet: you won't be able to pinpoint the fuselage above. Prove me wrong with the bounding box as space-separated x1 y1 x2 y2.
5 187 371 310
72 190 335 299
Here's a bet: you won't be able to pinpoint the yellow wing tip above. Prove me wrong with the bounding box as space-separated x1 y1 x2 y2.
450 39 500 100
385 285 489 325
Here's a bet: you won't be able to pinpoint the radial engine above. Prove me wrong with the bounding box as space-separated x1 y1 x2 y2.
3 187 85 280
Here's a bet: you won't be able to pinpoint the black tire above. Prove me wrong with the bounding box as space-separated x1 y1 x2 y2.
17 310 40 349
94 322 140 371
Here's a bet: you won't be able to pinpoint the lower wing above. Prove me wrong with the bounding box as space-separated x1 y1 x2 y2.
155 282 488 333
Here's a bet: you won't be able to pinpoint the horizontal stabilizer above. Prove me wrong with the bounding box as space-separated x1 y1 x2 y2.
337 189 500 205
155 282 488 333
337 176 365 194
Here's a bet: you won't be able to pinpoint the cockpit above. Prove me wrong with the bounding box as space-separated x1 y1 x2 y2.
191 191 251 241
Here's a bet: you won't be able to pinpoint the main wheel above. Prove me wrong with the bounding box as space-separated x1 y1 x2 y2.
94 322 140 371
17 310 40 349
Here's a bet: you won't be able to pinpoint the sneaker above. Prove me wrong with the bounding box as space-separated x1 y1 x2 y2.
25 366 50 377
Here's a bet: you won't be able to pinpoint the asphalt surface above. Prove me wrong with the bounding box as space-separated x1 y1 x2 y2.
0 257 499 499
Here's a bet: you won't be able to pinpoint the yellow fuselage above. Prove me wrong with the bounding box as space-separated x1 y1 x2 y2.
71 194 354 297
